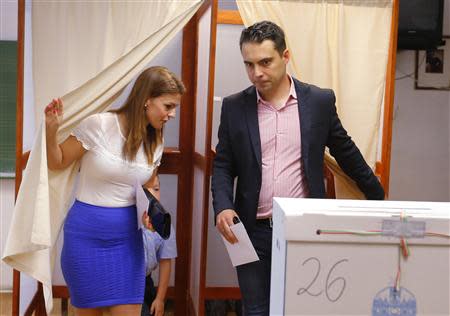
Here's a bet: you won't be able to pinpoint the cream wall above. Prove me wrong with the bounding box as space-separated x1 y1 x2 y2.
389 54 450 201
389 0 450 202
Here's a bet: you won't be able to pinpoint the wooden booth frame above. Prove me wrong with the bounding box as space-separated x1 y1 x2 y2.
11 0 398 315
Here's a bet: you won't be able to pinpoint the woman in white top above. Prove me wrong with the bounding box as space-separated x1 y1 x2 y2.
45 66 185 316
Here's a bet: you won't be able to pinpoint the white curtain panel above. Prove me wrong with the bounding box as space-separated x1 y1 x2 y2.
2 1 202 312
237 0 392 198
32 1 202 128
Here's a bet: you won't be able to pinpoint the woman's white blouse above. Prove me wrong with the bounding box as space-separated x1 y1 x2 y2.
71 112 162 207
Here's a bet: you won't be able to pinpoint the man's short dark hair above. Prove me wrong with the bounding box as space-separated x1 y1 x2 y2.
239 21 286 56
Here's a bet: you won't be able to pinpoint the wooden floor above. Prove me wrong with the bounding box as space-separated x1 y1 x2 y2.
0 293 241 315
1 292 89 316
0 293 176 316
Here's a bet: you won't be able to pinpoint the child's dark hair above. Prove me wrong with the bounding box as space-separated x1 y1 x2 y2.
239 20 287 56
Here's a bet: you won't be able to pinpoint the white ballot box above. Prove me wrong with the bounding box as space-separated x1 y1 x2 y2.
270 198 450 316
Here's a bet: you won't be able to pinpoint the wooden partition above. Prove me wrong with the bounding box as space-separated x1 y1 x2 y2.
12 0 25 315
380 0 400 195
189 1 217 315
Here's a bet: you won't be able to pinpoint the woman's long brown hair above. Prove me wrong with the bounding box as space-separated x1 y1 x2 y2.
111 66 185 164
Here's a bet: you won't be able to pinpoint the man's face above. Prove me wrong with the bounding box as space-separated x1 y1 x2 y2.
241 40 289 96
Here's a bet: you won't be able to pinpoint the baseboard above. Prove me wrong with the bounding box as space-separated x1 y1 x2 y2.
204 287 241 300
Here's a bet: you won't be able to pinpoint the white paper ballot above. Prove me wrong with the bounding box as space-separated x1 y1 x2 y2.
135 181 149 229
221 222 260 267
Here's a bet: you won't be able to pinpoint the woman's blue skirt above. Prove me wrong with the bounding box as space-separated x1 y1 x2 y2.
61 200 145 308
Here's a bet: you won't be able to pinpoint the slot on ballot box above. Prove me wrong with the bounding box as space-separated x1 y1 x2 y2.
270 198 450 316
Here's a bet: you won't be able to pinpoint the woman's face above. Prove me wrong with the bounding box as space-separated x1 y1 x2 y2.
145 93 181 129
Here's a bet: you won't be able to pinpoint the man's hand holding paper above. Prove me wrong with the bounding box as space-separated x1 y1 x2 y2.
216 209 239 243
217 211 259 267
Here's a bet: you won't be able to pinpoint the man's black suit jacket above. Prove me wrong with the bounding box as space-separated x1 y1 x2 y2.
211 78 384 232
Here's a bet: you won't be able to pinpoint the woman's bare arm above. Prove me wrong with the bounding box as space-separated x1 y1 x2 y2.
45 98 86 170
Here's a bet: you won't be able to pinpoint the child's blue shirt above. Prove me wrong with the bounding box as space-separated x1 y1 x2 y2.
142 225 177 276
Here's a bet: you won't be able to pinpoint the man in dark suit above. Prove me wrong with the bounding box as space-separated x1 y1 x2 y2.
211 21 384 316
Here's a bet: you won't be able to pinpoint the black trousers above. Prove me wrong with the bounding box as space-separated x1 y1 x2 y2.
141 275 157 316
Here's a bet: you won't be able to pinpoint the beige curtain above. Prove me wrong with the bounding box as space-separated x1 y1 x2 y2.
237 0 392 198
2 1 202 312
